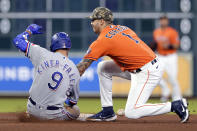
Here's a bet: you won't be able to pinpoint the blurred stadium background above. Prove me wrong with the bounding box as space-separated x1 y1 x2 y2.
0 0 196 98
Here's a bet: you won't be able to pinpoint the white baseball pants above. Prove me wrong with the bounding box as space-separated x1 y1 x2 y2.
158 53 182 101
97 59 171 119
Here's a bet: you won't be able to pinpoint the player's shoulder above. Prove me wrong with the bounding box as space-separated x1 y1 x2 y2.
40 46 53 56
167 27 178 33
28 43 50 57
89 38 102 48
31 44 48 51
101 24 129 35
100 24 130 38
110 24 130 32
36 46 57 60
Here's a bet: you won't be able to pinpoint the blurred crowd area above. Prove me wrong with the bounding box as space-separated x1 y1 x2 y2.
0 0 194 52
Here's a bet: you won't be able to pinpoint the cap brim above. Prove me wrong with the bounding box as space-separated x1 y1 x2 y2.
86 16 93 20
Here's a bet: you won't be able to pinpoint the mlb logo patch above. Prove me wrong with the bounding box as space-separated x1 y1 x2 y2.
86 48 91 55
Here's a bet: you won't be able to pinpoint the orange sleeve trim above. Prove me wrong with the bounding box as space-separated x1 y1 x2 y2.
84 56 97 61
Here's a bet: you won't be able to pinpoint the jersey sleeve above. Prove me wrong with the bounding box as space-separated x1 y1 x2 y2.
71 79 80 102
66 61 80 103
84 40 109 60
26 43 49 66
170 29 180 45
66 76 80 104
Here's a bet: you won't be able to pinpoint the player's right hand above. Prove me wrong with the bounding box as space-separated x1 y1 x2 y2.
26 24 42 35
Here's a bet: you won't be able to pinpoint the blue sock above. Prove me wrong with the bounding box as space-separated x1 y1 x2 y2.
103 106 114 112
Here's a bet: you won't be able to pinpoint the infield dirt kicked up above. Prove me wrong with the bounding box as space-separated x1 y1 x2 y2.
0 113 197 131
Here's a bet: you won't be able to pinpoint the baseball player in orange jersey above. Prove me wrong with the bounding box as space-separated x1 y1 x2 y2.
153 15 182 102
77 7 189 122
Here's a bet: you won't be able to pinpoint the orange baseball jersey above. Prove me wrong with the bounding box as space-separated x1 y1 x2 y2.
153 27 179 55
84 25 156 72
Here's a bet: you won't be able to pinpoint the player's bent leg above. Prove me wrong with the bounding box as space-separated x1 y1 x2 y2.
27 99 80 121
158 55 170 102
125 98 190 123
124 71 171 119
97 60 131 80
63 105 80 120
125 102 171 119
125 61 172 119
97 61 114 108
169 76 182 101
97 60 131 107
166 53 182 101
124 66 189 123
87 60 129 121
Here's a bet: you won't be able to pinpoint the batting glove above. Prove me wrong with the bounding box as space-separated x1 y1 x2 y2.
26 24 42 35
65 98 77 107
13 33 28 52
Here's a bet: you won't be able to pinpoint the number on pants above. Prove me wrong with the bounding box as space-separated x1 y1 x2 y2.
48 72 63 90
122 33 139 44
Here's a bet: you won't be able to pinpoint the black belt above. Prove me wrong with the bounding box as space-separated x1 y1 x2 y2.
29 97 60 110
135 68 142 73
134 58 158 73
151 58 157 65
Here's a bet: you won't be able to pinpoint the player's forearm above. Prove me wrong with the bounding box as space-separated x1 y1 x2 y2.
77 59 94 76
13 24 42 53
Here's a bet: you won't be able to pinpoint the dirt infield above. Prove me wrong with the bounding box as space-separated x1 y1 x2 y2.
0 113 197 131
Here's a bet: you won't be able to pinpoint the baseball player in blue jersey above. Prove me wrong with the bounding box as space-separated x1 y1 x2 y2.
13 24 80 120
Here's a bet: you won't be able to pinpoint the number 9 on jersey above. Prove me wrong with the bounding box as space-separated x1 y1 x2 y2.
48 71 63 90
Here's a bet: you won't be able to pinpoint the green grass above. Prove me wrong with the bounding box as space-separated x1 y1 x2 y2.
0 98 27 112
0 98 196 114
78 98 127 113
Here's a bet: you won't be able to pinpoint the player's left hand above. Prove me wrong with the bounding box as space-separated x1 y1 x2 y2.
26 24 42 35
65 98 77 107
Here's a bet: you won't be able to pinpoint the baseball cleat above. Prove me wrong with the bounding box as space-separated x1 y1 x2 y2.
171 98 189 123
86 110 117 122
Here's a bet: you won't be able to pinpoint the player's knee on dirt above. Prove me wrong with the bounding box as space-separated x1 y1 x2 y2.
125 108 141 119
65 105 80 120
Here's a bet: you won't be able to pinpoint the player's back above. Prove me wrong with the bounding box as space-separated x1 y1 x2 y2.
98 25 155 71
28 46 80 107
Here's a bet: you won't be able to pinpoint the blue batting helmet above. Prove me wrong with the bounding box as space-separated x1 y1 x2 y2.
50 32 71 52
